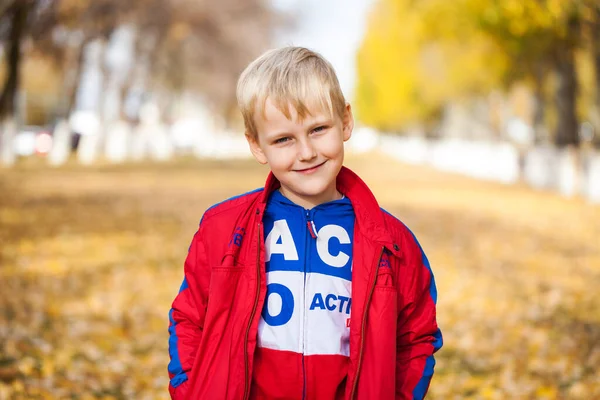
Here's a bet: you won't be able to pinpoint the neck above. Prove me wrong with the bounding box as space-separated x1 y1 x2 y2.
279 185 342 210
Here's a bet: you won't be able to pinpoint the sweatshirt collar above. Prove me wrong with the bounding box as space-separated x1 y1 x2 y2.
267 187 351 210
259 166 397 252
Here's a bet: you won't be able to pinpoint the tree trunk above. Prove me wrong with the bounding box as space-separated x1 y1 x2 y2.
0 117 17 166
554 45 580 148
0 2 29 166
60 39 90 118
75 39 106 165
0 2 28 120
44 38 90 166
591 5 600 147
47 119 71 166
533 65 547 144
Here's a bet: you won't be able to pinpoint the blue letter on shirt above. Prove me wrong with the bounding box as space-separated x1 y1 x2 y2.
262 283 294 326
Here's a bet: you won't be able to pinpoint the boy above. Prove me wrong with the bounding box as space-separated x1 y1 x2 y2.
167 47 442 400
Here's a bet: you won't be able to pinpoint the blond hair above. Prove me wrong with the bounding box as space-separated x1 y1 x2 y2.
236 46 346 139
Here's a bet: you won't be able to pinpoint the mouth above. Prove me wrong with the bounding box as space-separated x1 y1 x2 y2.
294 161 326 174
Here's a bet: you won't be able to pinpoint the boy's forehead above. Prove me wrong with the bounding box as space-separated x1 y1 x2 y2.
259 96 333 125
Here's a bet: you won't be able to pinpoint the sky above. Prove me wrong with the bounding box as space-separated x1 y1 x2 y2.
271 0 375 102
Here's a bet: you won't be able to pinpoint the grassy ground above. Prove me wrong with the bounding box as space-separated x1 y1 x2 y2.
0 154 599 399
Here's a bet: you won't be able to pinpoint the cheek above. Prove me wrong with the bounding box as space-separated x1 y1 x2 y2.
320 135 344 158
264 147 296 169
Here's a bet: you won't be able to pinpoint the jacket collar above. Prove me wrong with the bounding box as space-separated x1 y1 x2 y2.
258 166 397 252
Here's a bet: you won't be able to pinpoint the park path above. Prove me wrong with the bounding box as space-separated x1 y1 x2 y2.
0 154 598 399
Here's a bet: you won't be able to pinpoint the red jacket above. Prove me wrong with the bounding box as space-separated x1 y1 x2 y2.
168 166 442 400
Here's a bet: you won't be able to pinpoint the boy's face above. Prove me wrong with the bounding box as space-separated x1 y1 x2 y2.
247 97 354 209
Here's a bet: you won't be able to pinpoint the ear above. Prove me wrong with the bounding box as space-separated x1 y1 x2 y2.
245 133 268 165
342 103 354 142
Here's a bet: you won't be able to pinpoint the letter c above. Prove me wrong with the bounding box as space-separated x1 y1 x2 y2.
325 294 337 311
316 224 350 267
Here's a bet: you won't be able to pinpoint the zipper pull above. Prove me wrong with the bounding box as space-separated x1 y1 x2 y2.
305 210 318 239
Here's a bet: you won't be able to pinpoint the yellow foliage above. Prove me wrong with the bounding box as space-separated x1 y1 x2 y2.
356 0 597 132
356 0 508 130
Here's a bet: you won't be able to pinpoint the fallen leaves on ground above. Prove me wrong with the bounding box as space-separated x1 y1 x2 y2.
0 154 598 399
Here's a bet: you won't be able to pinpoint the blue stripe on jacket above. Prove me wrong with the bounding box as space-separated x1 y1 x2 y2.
200 188 264 224
168 279 189 388
381 209 443 400
406 228 443 400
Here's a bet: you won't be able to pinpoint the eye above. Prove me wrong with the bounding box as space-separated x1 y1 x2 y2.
273 137 290 144
312 125 328 134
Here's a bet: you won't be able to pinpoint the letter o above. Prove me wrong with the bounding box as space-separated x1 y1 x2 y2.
262 283 294 326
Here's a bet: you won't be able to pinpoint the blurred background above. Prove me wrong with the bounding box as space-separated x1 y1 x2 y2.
0 0 599 399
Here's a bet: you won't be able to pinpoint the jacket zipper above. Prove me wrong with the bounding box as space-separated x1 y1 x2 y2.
243 222 262 400
349 246 385 399
302 209 312 400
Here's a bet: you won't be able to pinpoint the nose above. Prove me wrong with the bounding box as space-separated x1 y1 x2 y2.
298 138 317 161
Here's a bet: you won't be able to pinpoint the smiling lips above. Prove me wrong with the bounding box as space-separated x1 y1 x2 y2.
294 161 326 174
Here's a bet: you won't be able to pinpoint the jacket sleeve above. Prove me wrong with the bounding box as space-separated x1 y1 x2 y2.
396 231 443 400
168 223 211 399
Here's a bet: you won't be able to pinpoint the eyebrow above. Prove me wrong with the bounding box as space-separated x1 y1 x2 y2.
263 117 333 141
265 131 293 141
305 118 332 130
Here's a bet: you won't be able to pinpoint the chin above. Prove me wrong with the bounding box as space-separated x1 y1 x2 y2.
294 182 333 198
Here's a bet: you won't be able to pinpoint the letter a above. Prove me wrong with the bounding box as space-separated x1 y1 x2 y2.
265 219 299 262
310 293 326 310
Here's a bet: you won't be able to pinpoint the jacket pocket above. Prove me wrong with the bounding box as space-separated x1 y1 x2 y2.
356 286 397 400
375 267 395 289
206 265 247 318
195 265 248 399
